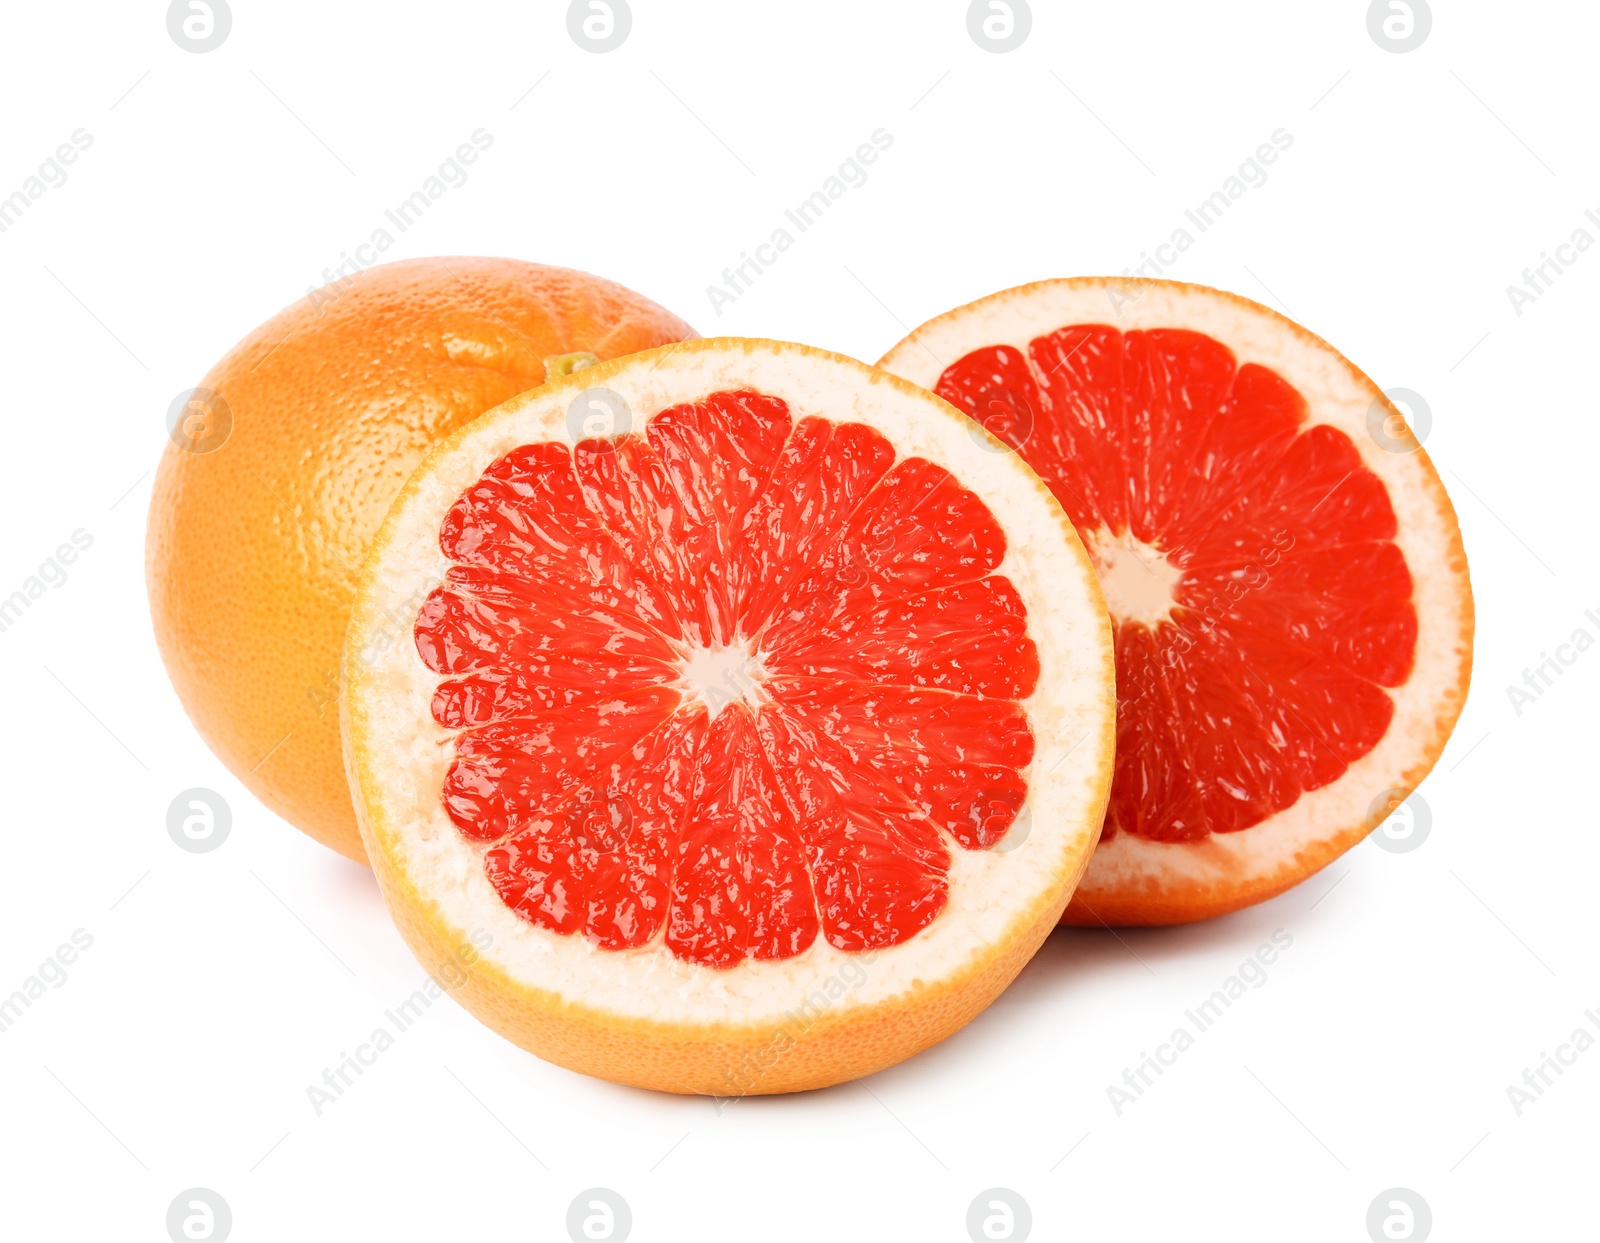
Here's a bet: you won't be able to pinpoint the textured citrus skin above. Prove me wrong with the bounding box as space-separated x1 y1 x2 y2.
147 258 696 862
877 278 1474 927
343 338 1117 1094
369 810 1086 1095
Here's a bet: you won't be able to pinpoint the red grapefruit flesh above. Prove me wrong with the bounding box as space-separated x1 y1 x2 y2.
878 279 1472 925
416 394 1036 965
344 339 1115 1092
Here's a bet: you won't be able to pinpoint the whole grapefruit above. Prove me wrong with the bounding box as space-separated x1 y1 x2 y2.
147 257 696 863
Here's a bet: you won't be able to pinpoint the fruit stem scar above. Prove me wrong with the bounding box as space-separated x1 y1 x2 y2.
542 351 601 381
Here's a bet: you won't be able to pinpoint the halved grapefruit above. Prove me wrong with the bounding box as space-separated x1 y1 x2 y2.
878 279 1472 926
342 338 1115 1093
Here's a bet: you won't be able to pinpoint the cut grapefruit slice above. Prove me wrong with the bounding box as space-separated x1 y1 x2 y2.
343 338 1115 1093
878 279 1472 926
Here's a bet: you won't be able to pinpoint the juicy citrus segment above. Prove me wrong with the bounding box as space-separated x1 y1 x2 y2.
733 418 895 637
440 687 680 842
411 382 1043 968
573 391 792 649
764 576 1037 697
344 338 1115 1092
878 280 1472 925
485 705 706 950
765 679 1034 851
934 322 1415 843
666 703 817 966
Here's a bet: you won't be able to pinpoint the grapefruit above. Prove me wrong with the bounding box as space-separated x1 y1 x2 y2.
878 279 1472 925
147 257 695 863
342 339 1115 1093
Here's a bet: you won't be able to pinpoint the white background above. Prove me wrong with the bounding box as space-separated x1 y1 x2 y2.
1 1 1595 1240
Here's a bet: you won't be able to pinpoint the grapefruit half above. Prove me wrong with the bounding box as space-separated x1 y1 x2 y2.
878 279 1472 926
342 338 1115 1093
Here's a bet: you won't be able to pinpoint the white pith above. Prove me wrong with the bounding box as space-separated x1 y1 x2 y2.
672 640 767 718
345 340 1115 1024
1085 528 1182 628
878 281 1472 911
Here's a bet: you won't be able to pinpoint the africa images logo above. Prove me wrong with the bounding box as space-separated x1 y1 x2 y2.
1106 930 1294 1115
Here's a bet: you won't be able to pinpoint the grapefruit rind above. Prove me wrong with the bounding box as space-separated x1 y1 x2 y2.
146 258 696 864
343 337 1115 1092
878 279 1473 925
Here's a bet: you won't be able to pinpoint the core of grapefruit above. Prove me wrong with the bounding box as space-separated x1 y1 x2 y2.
342 338 1115 1093
147 257 695 863
878 279 1472 926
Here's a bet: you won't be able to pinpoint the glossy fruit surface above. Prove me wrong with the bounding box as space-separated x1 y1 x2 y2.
147 257 695 861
